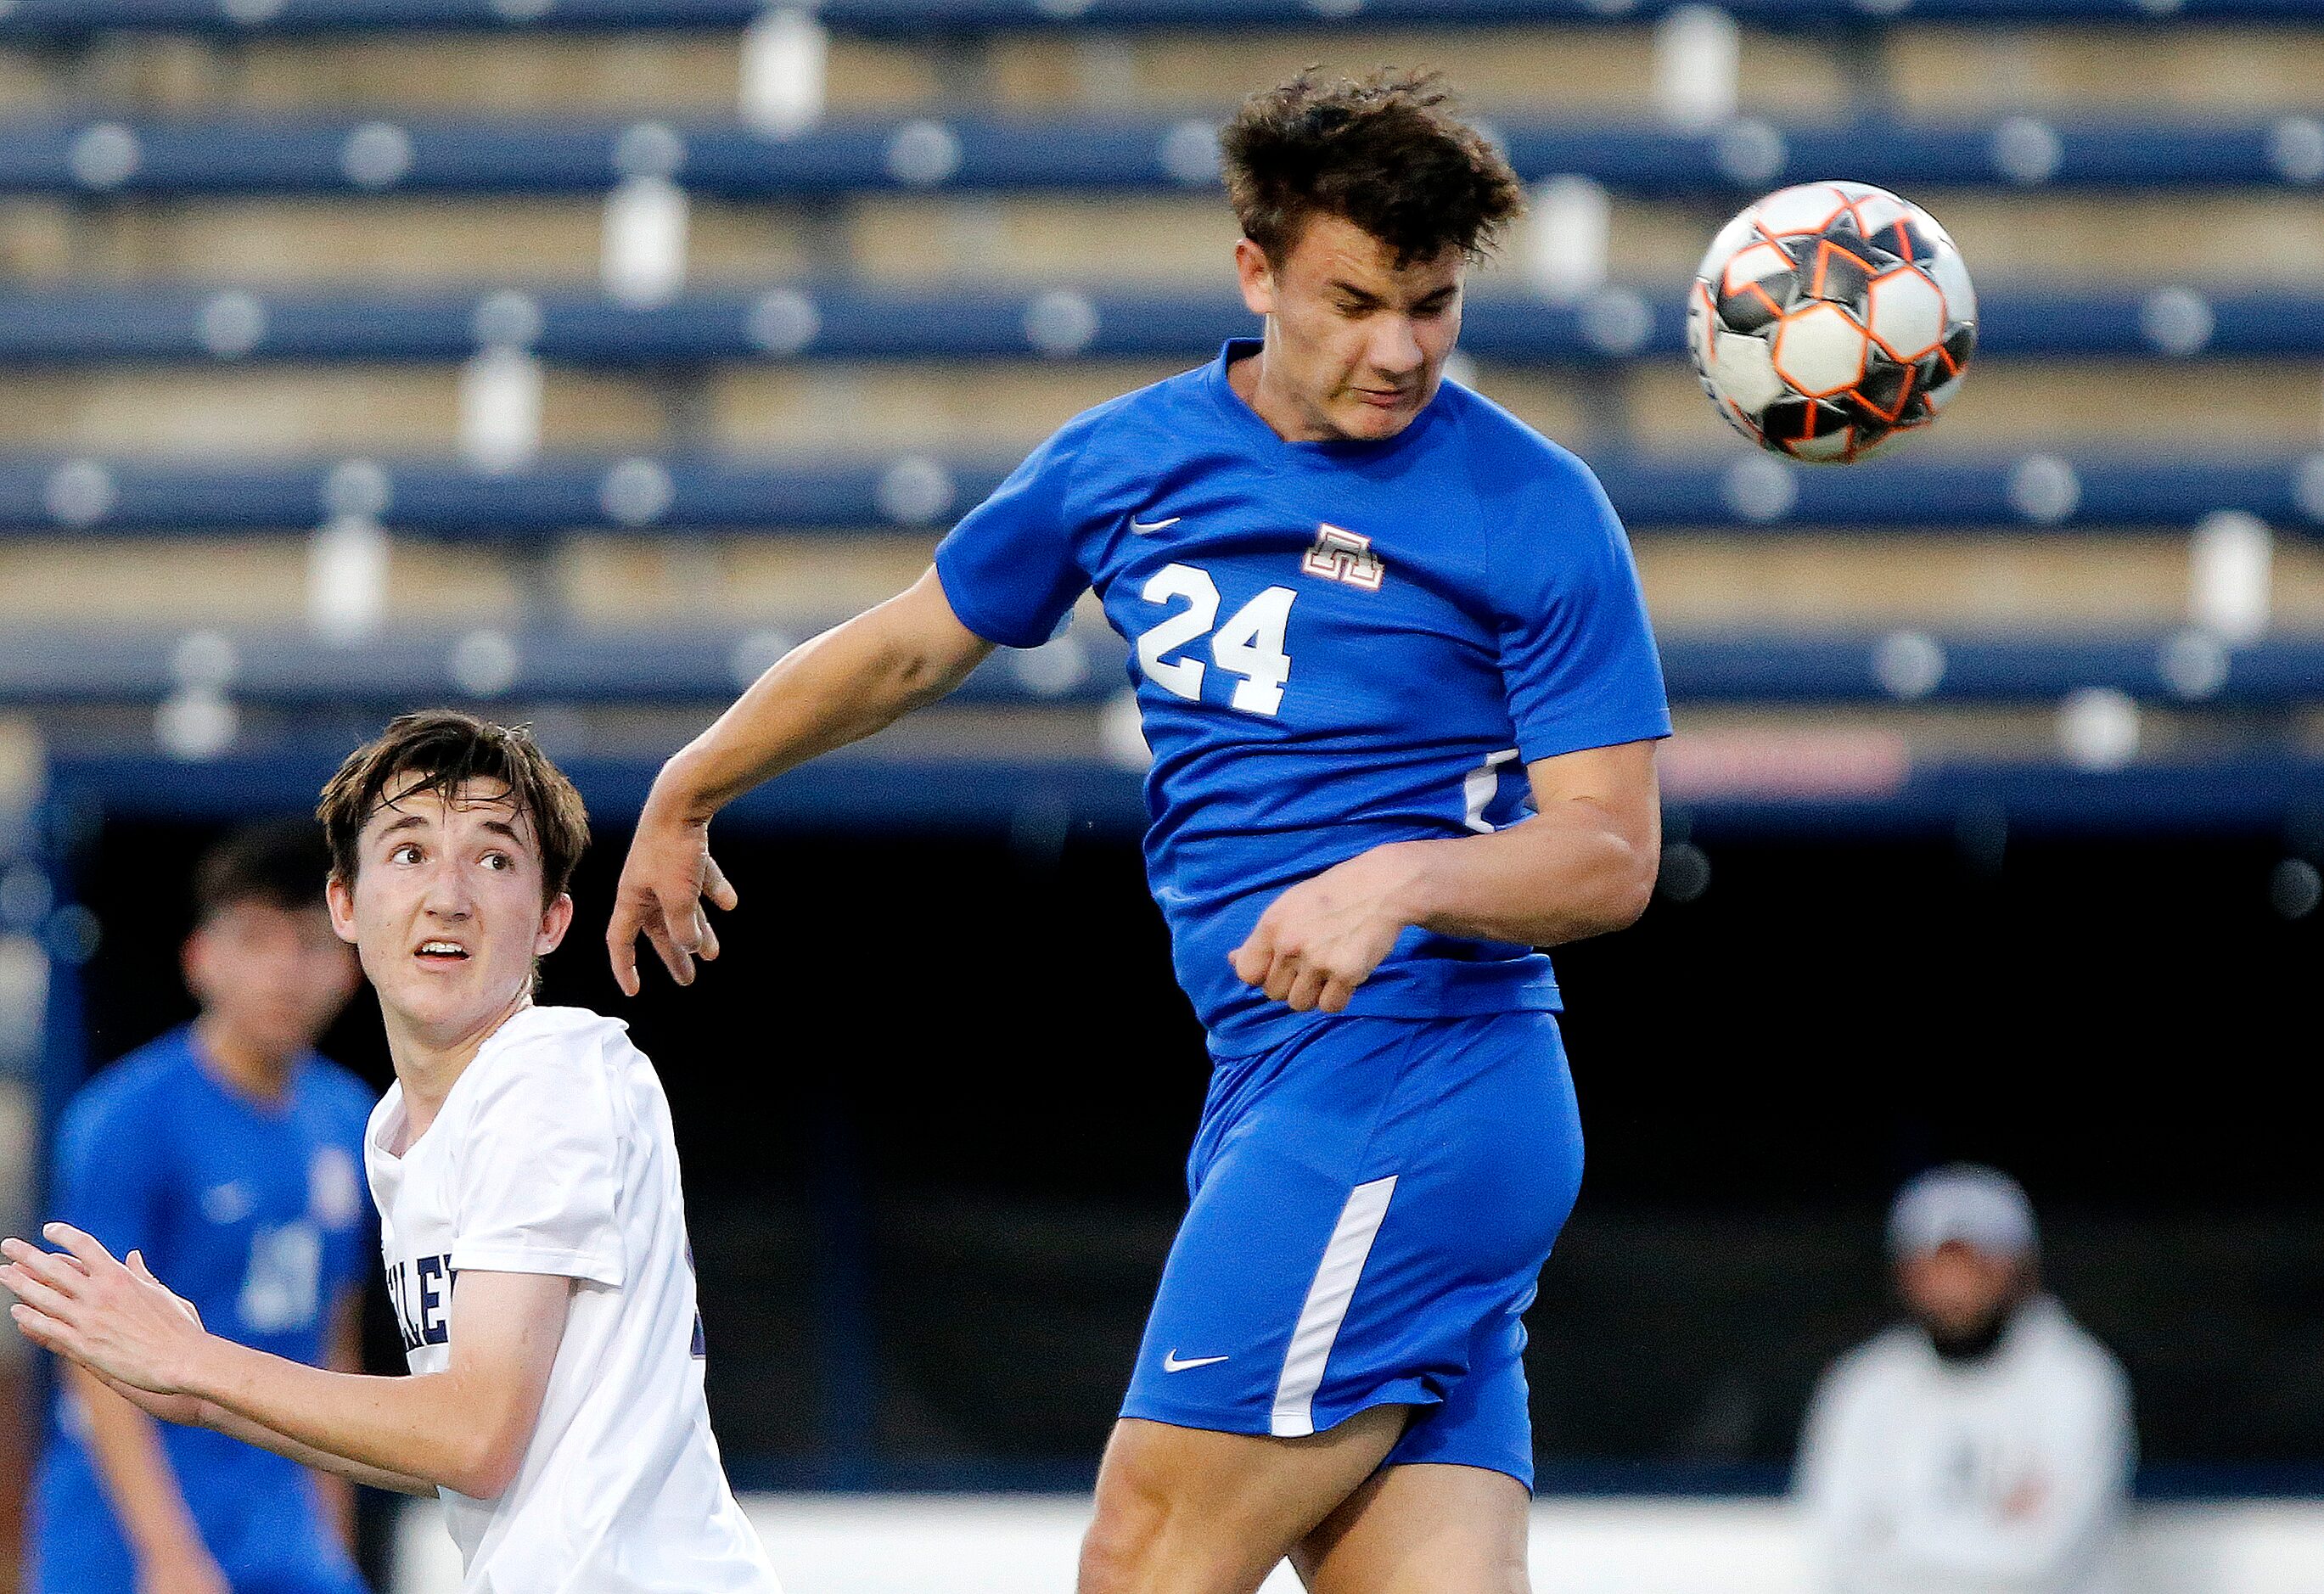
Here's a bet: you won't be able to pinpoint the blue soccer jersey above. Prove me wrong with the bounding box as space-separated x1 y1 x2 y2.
935 339 1671 1052
30 1029 376 1594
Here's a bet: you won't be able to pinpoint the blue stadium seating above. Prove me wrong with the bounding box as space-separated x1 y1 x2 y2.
0 285 2315 364
3 0 2318 832
4 114 2318 198
0 454 2311 535
2 626 2316 710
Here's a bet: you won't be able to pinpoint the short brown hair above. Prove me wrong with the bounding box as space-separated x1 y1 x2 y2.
317 710 589 906
194 819 333 925
1219 69 1524 270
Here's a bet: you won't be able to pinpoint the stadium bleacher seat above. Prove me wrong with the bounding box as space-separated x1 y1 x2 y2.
0 114 2316 197
6 623 2323 710
0 283 2316 362
0 452 2316 536
0 0 2319 822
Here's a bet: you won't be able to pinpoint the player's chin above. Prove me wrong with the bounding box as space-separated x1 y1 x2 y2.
385 968 483 1024
1338 391 1421 437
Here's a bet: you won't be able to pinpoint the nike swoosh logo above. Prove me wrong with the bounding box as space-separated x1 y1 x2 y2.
1130 515 1182 534
1163 1350 1229 1372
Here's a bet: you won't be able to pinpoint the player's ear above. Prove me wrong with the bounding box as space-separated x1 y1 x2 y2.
534 891 575 957
181 920 218 1003
324 873 361 946
1234 237 1276 317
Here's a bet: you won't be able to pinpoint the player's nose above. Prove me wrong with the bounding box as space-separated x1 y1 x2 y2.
417 860 475 918
1366 314 1427 375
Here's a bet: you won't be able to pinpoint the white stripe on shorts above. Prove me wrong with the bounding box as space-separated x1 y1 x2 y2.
1270 1174 1399 1439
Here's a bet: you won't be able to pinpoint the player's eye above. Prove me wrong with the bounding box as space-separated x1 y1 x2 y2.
481 851 511 871
390 843 423 865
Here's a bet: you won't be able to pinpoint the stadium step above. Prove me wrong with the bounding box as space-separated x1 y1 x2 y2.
6 14 2319 120
2 0 2311 32
8 191 2319 292
3 531 2315 636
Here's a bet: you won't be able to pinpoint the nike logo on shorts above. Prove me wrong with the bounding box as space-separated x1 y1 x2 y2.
1130 515 1182 534
1163 1350 1229 1372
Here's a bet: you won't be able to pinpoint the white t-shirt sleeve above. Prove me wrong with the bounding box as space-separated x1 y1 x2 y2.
448 1030 626 1288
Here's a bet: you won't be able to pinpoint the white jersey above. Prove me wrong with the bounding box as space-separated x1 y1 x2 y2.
1794 1296 2134 1594
364 1004 779 1594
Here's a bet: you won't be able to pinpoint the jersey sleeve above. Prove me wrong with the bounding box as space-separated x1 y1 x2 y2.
1494 450 1672 764
932 425 1092 649
448 1041 625 1288
52 1074 167 1262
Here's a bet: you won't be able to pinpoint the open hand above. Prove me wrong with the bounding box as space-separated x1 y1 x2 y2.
1228 843 1425 1013
607 805 738 996
97 1254 211 1428
1 1225 211 1396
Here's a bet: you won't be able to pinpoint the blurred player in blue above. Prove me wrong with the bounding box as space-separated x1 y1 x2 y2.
29 822 374 1594
609 69 1667 1594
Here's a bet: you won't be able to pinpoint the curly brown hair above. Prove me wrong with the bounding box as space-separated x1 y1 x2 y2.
317 709 590 907
1218 69 1524 270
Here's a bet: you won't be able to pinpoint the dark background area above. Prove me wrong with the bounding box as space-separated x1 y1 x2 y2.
62 814 2324 1485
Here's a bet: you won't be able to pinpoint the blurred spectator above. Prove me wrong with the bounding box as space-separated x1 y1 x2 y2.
25 822 374 1594
1795 1164 2135 1594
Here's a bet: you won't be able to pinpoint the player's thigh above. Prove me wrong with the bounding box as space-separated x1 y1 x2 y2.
1290 1463 1530 1594
1080 1408 1410 1594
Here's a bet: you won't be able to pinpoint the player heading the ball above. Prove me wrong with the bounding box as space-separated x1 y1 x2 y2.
3 710 780 1594
612 69 1667 1594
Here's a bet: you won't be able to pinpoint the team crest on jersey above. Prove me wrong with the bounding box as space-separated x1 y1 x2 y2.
1301 524 1384 591
310 1148 362 1229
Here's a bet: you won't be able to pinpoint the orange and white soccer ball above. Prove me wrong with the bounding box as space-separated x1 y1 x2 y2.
1687 181 1977 463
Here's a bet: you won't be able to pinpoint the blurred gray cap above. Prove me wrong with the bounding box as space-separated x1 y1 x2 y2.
1887 1164 2038 1260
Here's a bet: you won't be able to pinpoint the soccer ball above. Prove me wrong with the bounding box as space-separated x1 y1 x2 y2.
1687 181 1976 463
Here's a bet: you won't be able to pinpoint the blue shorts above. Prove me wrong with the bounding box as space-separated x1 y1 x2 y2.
1120 1009 1584 1490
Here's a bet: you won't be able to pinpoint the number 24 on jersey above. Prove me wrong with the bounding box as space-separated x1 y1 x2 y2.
1134 563 1296 716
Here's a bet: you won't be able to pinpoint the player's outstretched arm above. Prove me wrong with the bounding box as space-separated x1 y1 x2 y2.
1231 739 1661 1014
4 1225 566 1501
610 565 995 993
87 1361 437 1499
15 1241 435 1499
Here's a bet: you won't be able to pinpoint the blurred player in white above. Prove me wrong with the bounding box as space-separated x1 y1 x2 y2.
3 710 778 1594
1795 1164 2134 1594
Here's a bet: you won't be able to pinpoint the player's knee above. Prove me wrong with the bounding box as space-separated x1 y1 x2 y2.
1076 1503 1157 1594
1078 1467 1194 1594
